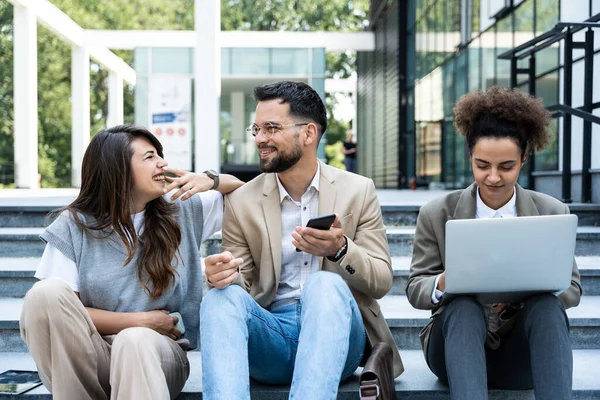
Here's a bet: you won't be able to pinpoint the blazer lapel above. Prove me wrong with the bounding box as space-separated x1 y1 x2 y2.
515 184 540 217
262 174 283 285
318 161 336 269
452 182 478 220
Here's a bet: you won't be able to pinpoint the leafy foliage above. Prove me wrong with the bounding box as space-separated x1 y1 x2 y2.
221 0 368 32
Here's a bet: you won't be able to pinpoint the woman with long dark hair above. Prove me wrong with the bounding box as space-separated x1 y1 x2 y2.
407 87 581 399
19 125 244 399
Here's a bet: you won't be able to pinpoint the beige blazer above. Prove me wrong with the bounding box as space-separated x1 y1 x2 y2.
221 161 404 377
406 183 582 357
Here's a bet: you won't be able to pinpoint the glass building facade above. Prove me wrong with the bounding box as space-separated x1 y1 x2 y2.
359 0 600 196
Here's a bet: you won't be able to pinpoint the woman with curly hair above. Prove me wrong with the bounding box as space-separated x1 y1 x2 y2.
406 86 581 399
19 125 244 399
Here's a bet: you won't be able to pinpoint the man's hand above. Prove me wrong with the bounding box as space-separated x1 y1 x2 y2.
205 251 243 289
162 166 214 201
139 310 181 340
292 214 346 257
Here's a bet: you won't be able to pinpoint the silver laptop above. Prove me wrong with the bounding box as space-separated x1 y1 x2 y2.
444 214 578 304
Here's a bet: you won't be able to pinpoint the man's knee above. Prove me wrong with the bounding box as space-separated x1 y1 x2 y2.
302 271 348 298
301 272 355 321
201 284 252 320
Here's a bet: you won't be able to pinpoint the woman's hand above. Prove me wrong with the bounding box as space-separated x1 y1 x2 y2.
162 167 215 201
139 310 181 340
437 272 446 291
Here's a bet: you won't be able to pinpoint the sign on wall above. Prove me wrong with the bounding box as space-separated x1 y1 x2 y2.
149 76 193 170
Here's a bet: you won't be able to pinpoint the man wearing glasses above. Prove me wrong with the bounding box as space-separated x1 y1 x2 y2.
200 81 403 399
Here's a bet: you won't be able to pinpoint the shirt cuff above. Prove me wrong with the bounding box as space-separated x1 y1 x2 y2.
431 274 445 305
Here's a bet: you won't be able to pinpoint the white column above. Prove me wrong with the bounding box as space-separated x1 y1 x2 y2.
230 92 245 164
352 77 358 140
13 4 38 188
107 71 124 128
71 46 91 188
195 0 221 172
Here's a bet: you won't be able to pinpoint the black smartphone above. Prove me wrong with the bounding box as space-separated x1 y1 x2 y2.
306 214 336 230
296 214 336 252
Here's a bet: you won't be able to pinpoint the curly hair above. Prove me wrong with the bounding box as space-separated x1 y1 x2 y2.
453 86 552 157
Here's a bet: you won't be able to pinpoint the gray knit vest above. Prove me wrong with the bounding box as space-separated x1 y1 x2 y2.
40 194 205 349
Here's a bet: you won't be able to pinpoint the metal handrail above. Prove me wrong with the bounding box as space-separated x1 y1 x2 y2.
498 16 600 203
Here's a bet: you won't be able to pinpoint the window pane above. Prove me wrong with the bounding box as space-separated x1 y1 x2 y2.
221 48 231 75
270 49 309 75
446 1 462 50
471 0 481 38
481 27 496 89
535 118 559 171
443 58 456 117
152 48 193 74
535 0 559 75
443 121 456 184
231 48 270 75
536 0 559 34
496 15 512 87
536 70 559 105
416 122 442 182
514 0 534 44
468 38 481 91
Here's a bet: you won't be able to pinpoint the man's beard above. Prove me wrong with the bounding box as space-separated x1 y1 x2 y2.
259 143 302 173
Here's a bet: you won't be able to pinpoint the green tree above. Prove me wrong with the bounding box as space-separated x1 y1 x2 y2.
221 0 368 32
1 0 194 187
1 0 368 187
0 3 14 187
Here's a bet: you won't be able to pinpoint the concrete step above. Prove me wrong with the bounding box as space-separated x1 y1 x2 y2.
385 227 600 257
380 203 600 228
4 256 600 298
2 295 600 353
2 226 600 258
2 203 599 228
1 350 599 399
380 295 600 351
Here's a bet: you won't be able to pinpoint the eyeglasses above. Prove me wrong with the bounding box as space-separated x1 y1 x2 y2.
246 123 309 140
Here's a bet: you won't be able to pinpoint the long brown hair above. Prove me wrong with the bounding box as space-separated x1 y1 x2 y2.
62 125 181 298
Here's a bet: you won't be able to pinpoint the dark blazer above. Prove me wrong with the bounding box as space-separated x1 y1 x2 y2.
406 183 582 355
221 161 404 377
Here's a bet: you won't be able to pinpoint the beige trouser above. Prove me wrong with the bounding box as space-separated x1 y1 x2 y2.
19 279 190 400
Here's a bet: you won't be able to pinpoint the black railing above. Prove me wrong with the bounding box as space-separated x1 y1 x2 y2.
498 16 600 203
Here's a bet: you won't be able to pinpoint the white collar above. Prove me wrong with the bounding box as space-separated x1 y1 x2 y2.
476 186 517 219
276 163 320 203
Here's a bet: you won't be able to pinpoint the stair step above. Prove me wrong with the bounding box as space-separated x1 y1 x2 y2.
3 201 599 227
2 256 600 297
1 350 598 399
2 295 600 352
389 256 600 295
2 226 600 258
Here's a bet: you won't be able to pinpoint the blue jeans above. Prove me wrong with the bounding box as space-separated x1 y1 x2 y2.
200 271 366 400
344 157 357 173
427 294 572 399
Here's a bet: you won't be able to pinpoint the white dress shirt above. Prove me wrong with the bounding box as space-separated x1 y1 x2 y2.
431 186 517 304
271 164 321 310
